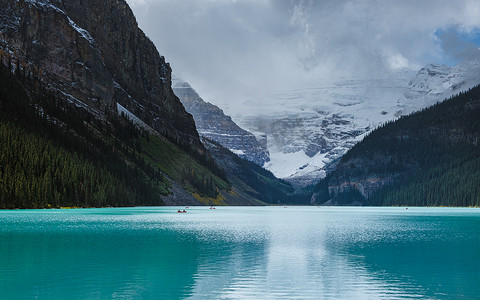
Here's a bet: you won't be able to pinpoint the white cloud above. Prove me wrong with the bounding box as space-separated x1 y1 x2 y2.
125 0 480 115
386 53 417 70
126 0 150 7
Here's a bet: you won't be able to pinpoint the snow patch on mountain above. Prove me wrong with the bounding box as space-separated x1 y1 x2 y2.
230 60 480 185
116 102 155 134
265 150 327 180
397 61 480 116
231 149 245 156
172 77 270 166
24 0 95 44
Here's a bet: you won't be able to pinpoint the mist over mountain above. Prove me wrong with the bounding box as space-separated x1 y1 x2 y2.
172 77 270 166
233 59 480 185
126 0 480 110
124 0 480 187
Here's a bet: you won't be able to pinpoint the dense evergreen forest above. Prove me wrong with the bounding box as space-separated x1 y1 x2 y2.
313 85 480 206
0 56 228 208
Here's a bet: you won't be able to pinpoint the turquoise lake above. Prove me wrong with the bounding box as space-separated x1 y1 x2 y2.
0 206 479 299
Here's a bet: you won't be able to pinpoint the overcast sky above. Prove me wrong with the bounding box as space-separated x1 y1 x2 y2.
125 0 480 113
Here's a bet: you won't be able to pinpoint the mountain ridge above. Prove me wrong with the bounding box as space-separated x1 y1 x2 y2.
172 77 270 166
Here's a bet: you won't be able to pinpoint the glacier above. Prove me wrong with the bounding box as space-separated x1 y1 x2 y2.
229 60 480 186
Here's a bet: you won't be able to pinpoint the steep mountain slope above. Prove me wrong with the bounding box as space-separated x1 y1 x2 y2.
202 138 297 205
233 61 480 185
0 63 297 207
172 77 270 166
0 0 203 153
0 63 204 208
0 0 295 207
171 79 297 205
311 85 480 206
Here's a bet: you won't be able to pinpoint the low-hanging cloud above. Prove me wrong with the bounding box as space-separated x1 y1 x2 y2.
126 0 480 113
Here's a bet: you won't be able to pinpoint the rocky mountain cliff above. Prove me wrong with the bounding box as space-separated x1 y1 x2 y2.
0 0 296 207
0 0 204 153
172 77 270 166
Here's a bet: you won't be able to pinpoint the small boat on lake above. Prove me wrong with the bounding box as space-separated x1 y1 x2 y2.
177 209 187 213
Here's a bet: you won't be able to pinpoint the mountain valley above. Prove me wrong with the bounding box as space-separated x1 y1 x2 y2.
223 61 480 185
0 0 294 208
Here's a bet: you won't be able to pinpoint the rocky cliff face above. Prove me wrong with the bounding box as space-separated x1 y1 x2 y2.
172 77 270 166
0 0 204 153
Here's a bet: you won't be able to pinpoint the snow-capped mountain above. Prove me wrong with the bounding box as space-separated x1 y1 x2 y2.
235 75 412 186
231 60 480 186
397 61 480 116
172 77 270 166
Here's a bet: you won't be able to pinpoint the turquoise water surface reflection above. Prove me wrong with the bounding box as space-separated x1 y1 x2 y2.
0 207 479 299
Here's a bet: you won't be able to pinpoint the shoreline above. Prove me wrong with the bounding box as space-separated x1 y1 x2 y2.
1 205 479 211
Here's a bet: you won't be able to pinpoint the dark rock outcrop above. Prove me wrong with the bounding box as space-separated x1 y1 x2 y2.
0 0 204 153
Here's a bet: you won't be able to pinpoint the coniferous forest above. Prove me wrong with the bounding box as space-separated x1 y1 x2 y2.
313 85 480 207
0 55 232 208
0 53 299 208
0 58 169 208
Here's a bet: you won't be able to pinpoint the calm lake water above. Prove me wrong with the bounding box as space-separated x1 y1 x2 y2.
0 207 479 299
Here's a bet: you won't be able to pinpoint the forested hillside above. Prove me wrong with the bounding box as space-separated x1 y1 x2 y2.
0 56 299 208
203 138 301 205
0 58 229 208
312 85 480 206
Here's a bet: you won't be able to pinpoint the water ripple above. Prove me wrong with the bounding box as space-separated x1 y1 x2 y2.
0 206 479 299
